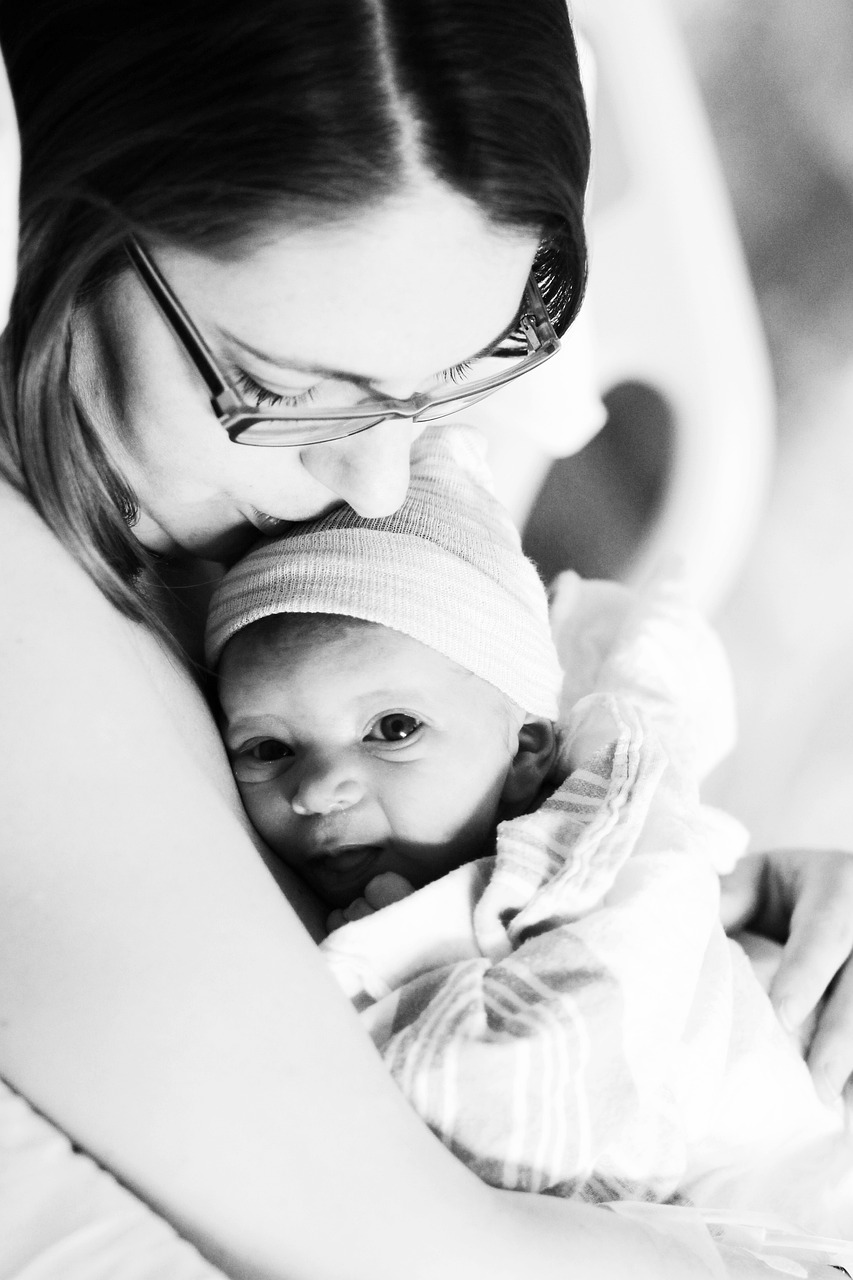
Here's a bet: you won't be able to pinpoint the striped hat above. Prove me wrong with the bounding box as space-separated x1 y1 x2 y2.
206 424 561 718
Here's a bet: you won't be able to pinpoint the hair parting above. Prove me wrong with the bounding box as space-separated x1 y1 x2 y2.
0 0 590 632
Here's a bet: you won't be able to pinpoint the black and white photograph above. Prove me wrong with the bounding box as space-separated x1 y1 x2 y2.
2 3 853 1276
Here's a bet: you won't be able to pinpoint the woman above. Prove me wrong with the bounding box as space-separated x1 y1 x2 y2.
0 4 849 1278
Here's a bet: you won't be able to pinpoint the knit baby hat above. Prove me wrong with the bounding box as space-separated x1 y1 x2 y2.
206 424 562 718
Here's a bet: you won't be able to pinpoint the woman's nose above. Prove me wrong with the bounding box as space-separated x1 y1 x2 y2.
290 756 365 817
300 417 414 518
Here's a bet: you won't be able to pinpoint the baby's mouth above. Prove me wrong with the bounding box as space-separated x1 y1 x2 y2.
304 845 389 909
312 845 383 877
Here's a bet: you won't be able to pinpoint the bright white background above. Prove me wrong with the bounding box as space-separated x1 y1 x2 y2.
678 0 853 849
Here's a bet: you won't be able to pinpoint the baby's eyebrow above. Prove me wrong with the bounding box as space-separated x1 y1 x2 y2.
218 298 526 383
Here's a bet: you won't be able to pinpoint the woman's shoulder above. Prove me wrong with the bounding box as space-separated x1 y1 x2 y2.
0 476 206 754
0 473 160 703
0 474 114 627
0 472 67 557
0 475 232 770
0 474 157 736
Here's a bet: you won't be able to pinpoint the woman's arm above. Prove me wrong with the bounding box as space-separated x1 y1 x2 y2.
721 848 853 1108
0 484 736 1280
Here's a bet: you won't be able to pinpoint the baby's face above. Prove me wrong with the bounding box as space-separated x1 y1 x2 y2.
218 617 520 907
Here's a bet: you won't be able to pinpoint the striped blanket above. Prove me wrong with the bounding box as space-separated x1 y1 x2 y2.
322 572 853 1234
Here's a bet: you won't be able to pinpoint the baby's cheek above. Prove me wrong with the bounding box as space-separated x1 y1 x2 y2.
381 771 461 846
237 782 294 858
376 752 505 873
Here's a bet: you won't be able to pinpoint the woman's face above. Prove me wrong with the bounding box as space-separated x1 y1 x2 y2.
75 181 539 561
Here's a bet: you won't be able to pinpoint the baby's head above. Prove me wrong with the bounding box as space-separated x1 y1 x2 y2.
206 426 562 908
215 611 554 908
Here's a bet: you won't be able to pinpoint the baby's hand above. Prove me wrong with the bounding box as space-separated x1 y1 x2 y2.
325 872 415 933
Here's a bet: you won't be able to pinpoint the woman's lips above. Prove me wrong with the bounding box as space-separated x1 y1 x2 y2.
245 496 348 536
247 506 290 534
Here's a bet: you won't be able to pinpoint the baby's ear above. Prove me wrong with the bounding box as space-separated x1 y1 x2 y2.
500 716 557 815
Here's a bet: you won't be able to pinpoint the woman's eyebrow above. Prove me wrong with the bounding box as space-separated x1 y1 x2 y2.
218 297 526 381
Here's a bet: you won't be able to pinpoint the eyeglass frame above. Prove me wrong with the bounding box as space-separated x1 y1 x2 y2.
124 235 561 448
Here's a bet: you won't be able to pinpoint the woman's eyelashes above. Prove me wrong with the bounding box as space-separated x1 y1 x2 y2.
234 368 319 409
444 360 475 386
227 304 526 412
232 356 486 412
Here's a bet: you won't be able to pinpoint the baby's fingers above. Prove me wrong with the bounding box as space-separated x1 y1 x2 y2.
325 876 416 934
325 897 376 933
325 908 347 933
363 872 415 910
342 897 375 923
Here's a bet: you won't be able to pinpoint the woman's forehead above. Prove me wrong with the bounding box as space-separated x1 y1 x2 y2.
158 184 539 381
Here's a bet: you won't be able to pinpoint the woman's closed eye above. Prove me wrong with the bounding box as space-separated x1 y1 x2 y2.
439 359 474 388
364 713 422 744
236 363 475 411
234 368 320 409
233 353 507 413
430 325 529 391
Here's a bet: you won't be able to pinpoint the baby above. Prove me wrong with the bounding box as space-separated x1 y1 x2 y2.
207 423 563 928
207 425 853 1250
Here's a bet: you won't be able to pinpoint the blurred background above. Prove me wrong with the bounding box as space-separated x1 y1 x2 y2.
677 0 853 849
521 0 853 851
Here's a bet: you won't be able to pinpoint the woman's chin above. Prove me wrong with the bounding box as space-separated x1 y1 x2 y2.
130 495 346 564
132 513 257 564
199 525 264 565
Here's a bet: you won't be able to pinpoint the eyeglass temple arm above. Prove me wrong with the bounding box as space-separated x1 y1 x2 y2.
519 276 553 353
124 238 242 416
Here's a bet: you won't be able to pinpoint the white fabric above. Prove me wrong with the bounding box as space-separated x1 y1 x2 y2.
322 571 853 1236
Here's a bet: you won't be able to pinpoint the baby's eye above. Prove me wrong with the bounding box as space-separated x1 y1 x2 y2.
365 713 422 743
229 736 293 784
248 738 292 761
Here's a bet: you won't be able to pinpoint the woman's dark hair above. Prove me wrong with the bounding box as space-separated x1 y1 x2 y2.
0 0 590 626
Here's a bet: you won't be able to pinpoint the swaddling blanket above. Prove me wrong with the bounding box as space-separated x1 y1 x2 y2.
322 573 853 1233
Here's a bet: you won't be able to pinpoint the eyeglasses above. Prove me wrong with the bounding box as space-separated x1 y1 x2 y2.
125 236 560 448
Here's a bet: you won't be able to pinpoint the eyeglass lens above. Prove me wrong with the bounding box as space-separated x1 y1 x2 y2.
232 350 543 444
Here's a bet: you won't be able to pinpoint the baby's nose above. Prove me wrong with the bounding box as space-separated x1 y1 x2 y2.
290 759 364 817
